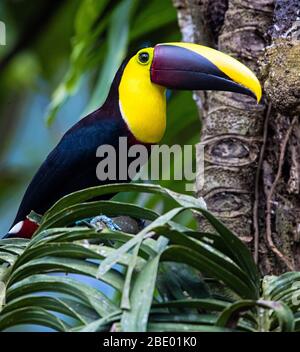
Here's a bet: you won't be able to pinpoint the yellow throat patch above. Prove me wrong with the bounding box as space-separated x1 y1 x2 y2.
118 48 166 144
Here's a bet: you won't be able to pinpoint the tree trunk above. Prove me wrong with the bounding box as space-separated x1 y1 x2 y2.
173 0 300 275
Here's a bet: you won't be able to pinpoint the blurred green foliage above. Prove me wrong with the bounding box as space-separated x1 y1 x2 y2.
0 0 200 235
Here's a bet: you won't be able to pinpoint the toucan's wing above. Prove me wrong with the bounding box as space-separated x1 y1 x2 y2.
13 117 124 225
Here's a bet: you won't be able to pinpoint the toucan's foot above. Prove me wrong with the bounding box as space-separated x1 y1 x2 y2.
90 215 121 231
75 215 121 232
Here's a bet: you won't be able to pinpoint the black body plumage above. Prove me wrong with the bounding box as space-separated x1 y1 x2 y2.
11 57 139 229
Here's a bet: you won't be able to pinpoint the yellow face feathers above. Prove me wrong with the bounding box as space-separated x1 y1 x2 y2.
118 48 166 144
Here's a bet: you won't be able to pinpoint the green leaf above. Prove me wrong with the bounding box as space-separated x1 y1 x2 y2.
6 274 118 318
155 225 258 296
257 300 295 332
75 0 110 35
97 207 183 278
39 200 158 232
157 262 210 302
45 0 110 124
0 239 29 247
294 314 300 332
149 313 217 325
82 0 137 115
196 208 260 293
120 237 168 332
161 245 255 299
216 299 295 332
43 182 258 292
154 298 229 311
9 256 124 292
0 252 18 265
263 272 300 301
0 307 67 332
12 242 103 267
0 183 264 331
216 300 257 328
130 0 177 40
43 183 204 218
114 322 234 332
0 245 25 256
74 311 121 332
2 296 99 324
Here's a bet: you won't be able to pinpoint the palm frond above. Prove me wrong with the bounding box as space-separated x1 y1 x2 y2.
0 183 299 332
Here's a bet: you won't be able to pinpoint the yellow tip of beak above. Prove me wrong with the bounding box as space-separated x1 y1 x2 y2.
254 81 262 103
164 42 262 103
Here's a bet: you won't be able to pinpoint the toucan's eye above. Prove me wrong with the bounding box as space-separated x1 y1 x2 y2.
138 52 150 64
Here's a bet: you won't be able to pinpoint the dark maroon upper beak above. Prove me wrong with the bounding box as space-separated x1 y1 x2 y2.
150 44 257 99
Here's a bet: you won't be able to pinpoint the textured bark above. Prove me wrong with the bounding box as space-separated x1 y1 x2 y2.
260 0 300 274
173 0 300 274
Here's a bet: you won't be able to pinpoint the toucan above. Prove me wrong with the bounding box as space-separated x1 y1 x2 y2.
4 42 261 238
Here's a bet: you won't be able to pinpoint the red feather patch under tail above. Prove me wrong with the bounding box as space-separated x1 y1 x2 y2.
5 219 39 239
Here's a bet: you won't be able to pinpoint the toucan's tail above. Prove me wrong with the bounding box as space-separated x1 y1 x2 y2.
3 219 39 239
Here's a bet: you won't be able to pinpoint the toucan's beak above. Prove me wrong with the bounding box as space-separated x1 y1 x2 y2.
151 42 262 102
